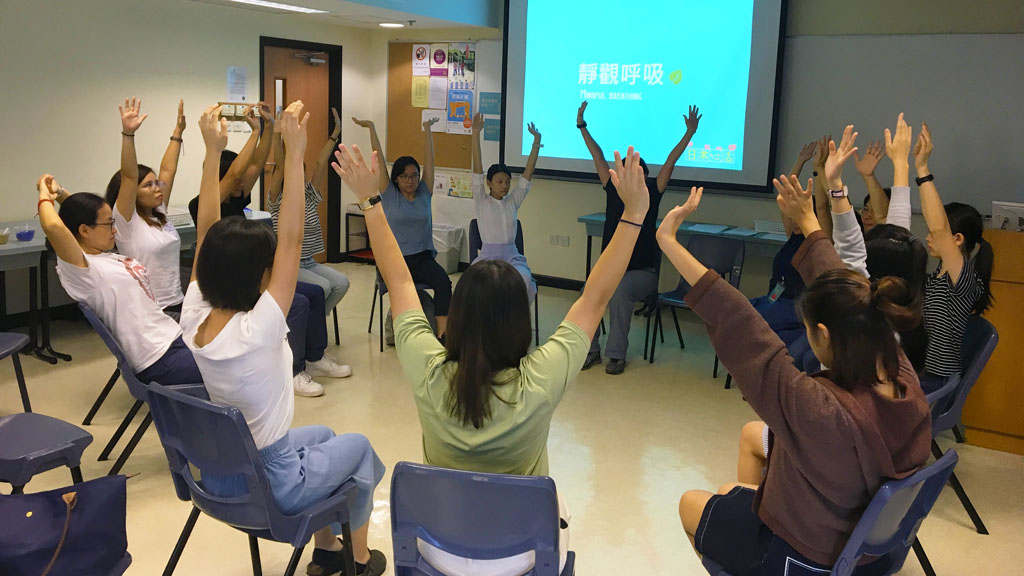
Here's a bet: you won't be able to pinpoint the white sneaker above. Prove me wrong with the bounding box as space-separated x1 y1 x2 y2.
293 372 324 397
305 354 353 378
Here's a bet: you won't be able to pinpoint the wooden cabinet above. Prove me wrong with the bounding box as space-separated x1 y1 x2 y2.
962 230 1024 454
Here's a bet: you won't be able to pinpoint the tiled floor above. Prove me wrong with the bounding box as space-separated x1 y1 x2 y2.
1 262 1021 575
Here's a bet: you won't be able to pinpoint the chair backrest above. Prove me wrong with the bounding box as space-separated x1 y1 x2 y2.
390 461 562 576
468 219 525 263
832 449 959 576
669 234 746 296
145 382 279 532
78 302 147 400
931 316 998 434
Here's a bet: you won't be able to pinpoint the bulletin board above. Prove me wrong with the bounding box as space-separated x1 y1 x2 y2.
386 42 472 170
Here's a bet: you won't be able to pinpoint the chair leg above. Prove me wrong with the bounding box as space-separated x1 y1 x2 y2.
12 485 24 494
98 399 143 461
643 311 651 361
649 310 660 364
12 352 31 413
248 535 263 576
108 411 153 476
534 291 540 346
658 311 665 343
713 355 720 378
378 294 384 353
283 545 307 576
933 440 988 534
341 521 357 576
953 423 967 443
83 368 120 425
367 284 377 333
600 318 605 335
724 373 733 390
912 538 937 576
670 308 684 349
163 506 201 576
70 466 83 484
332 308 340 346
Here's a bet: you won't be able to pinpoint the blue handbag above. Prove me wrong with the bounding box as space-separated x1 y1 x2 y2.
0 475 130 576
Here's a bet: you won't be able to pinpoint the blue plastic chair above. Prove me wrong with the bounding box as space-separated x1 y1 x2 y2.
369 269 436 352
146 382 359 576
0 332 31 412
923 315 998 536
391 461 575 576
0 412 92 494
469 219 540 346
646 235 745 380
702 449 959 576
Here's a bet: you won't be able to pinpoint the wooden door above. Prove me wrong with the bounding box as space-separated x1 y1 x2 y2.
263 45 330 262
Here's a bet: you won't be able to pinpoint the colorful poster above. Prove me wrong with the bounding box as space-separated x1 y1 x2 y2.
412 44 430 76
421 109 445 133
429 43 448 76
428 77 447 109
483 118 501 142
478 91 502 115
433 173 449 196
446 89 473 135
411 77 429 108
447 174 473 198
447 43 475 90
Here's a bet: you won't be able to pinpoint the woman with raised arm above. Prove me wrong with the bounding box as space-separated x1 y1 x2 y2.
103 97 187 316
470 112 541 299
182 103 386 576
37 174 201 385
576 100 700 375
668 160 930 574
352 116 453 336
333 142 649 575
911 122 995 395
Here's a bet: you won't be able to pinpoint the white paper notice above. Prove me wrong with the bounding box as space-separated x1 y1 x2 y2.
227 66 247 101
412 44 430 76
428 77 447 109
433 173 449 196
422 109 445 132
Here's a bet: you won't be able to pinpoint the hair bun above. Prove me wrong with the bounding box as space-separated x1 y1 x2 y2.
872 276 921 332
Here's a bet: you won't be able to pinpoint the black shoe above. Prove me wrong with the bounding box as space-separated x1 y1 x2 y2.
307 546 387 576
605 358 626 375
582 351 602 370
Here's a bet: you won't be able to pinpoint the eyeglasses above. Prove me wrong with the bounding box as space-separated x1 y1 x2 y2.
140 180 166 189
91 220 115 230
397 173 420 181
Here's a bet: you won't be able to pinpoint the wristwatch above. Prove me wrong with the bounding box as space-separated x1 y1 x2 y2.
829 186 848 199
358 194 383 212
916 174 934 186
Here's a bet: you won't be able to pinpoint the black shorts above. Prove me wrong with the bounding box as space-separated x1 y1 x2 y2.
695 487 892 576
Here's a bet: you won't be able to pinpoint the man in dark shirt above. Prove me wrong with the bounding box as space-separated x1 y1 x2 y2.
577 101 701 374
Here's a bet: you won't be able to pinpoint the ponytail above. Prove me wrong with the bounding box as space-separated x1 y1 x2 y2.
945 202 995 315
971 238 994 315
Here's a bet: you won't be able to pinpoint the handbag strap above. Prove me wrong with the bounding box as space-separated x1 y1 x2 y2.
40 492 77 576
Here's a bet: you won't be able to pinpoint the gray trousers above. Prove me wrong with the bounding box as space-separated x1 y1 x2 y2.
589 267 659 360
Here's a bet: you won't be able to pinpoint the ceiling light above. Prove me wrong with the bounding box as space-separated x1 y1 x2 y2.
379 22 405 28
227 0 327 14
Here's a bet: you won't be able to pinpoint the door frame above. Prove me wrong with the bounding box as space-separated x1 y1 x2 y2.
259 35 344 262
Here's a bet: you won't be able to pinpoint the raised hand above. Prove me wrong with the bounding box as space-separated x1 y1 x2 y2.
913 122 933 173
472 112 484 135
884 112 913 164
854 140 884 176
243 105 261 131
257 101 274 124
608 146 650 220
824 124 858 190
796 140 818 166
422 116 439 131
37 174 60 202
119 97 148 135
684 105 702 134
813 134 831 170
332 144 379 200
773 174 816 227
527 121 542 142
657 187 704 239
174 99 186 133
577 101 588 125
280 101 309 153
351 116 374 129
198 105 228 151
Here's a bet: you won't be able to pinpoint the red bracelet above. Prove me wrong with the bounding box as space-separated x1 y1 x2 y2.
38 198 54 211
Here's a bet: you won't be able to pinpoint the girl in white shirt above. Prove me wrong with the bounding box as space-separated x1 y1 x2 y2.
36 176 202 386
103 98 187 315
183 103 385 576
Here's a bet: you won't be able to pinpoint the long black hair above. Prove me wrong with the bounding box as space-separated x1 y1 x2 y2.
58 193 108 239
104 165 167 227
444 260 532 429
945 202 994 314
865 224 929 372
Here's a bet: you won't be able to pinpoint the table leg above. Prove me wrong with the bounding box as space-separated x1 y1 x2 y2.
39 251 71 361
0 270 7 320
26 266 56 364
585 235 593 279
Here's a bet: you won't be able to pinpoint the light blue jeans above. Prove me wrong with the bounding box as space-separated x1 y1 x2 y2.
298 258 350 315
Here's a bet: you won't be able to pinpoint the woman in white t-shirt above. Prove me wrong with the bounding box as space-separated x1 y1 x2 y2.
183 102 385 576
104 97 187 316
36 176 202 386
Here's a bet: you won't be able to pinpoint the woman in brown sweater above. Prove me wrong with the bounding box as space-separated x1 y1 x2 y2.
664 133 932 575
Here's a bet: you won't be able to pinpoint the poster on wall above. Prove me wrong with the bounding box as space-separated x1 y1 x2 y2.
446 89 473 135
412 44 430 76
478 92 501 115
421 109 446 133
433 173 450 195
483 118 501 141
429 43 448 76
447 174 474 198
428 76 447 109
411 77 429 108
447 43 475 90
227 66 247 101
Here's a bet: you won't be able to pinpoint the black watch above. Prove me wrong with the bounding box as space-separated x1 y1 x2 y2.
576 122 587 129
916 174 934 186
357 194 383 212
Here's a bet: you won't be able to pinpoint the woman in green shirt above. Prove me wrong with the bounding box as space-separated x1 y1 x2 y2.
333 142 671 574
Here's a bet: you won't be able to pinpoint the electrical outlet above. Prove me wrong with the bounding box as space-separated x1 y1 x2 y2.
559 235 570 247
549 234 559 245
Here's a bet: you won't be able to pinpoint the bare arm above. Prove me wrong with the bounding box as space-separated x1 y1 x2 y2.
564 148 648 337
523 122 542 180
912 122 963 280
267 126 285 204
422 118 437 188
789 139 818 180
237 103 274 197
266 101 310 313
657 105 700 192
158 99 186 205
218 105 259 200
471 112 483 174
812 169 832 241
352 117 389 193
854 139 888 222
115 97 148 222
36 175 85 267
577 101 611 186
192 106 229 284
311 107 342 185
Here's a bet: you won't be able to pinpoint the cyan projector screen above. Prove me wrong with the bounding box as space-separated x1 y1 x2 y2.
502 0 787 193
